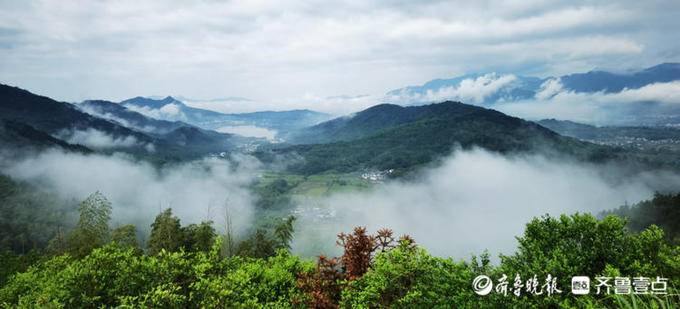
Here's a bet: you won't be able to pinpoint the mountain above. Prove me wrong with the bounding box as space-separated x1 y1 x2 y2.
0 120 90 153
121 96 228 125
387 63 680 104
560 63 680 93
537 119 680 143
0 84 238 158
535 119 601 140
264 101 612 175
79 100 186 134
387 73 544 103
120 96 330 134
0 84 156 150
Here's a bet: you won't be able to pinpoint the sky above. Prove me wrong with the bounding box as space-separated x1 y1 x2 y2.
1 0 680 114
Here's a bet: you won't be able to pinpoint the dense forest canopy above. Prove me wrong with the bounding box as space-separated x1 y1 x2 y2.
1 187 679 308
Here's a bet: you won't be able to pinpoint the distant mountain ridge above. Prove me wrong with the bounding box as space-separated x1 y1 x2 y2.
265 101 612 175
121 96 331 133
79 100 187 134
560 63 680 93
387 63 680 104
0 84 239 158
0 119 91 153
0 84 154 145
537 118 680 142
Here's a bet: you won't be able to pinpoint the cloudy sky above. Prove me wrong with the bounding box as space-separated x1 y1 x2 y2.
1 0 679 113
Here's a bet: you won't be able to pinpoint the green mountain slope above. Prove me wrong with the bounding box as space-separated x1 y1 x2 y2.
0 120 90 153
262 101 614 174
0 84 238 158
79 100 187 134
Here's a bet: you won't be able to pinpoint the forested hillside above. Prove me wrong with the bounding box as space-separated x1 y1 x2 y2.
0 190 678 307
264 101 617 175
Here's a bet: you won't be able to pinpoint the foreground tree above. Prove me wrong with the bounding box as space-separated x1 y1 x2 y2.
182 221 217 252
67 192 112 257
147 209 183 255
236 216 297 258
111 224 140 250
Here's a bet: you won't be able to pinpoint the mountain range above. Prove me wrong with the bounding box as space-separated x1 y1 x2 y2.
1 83 613 175
120 96 331 134
3 62 680 175
0 84 241 159
388 63 680 103
264 101 614 175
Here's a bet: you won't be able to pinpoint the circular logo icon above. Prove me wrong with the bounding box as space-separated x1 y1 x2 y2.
473 275 493 296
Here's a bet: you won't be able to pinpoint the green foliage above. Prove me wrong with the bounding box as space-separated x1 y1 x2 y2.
607 293 680 309
274 216 296 251
340 244 475 308
264 102 615 175
190 250 312 308
0 243 311 308
148 209 221 255
492 213 679 307
1 211 679 308
236 216 296 258
147 209 183 255
67 191 112 258
111 224 140 250
182 221 217 253
604 192 680 243
254 178 295 209
0 250 41 287
0 174 76 254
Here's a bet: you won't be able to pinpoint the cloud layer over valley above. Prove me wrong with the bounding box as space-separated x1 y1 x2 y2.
1 150 259 237
292 148 680 259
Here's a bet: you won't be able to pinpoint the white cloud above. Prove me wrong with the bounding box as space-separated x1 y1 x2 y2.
534 78 563 100
125 103 187 121
78 104 159 133
2 150 258 235
183 94 380 116
0 1 676 106
386 73 518 105
216 125 278 141
159 103 182 117
56 128 147 150
292 148 680 259
497 80 680 124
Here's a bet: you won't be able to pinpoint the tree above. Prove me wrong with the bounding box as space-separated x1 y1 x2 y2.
221 202 236 257
235 216 297 258
148 208 183 255
274 216 296 250
111 224 140 250
68 191 112 257
46 226 68 256
182 221 216 252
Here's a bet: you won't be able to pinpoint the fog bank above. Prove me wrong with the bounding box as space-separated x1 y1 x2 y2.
1 150 258 236
292 148 680 260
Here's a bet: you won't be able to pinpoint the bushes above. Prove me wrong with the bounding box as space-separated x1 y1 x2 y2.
1 213 679 308
492 214 680 308
0 244 311 308
341 245 475 308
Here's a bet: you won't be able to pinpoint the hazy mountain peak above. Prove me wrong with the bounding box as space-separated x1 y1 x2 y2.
387 63 680 106
121 96 185 109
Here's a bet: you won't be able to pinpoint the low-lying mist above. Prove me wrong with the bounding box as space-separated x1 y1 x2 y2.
1 150 259 238
2 146 679 260
292 148 680 260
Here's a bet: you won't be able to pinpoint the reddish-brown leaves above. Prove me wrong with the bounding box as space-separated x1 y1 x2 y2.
297 227 414 308
296 255 343 309
337 227 375 280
